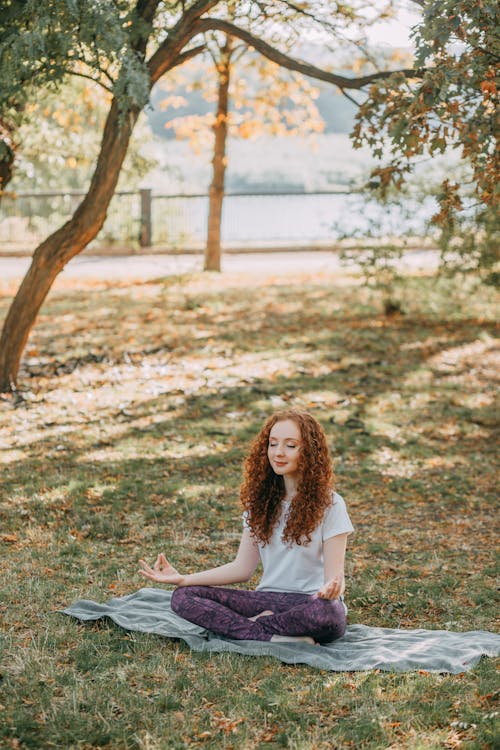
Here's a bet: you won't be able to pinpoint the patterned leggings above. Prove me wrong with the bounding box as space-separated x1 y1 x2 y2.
171 585 347 643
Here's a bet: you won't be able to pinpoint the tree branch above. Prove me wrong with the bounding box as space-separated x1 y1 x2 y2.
64 69 114 94
148 42 206 83
274 0 340 36
75 44 116 87
231 43 248 64
147 1 219 84
133 0 163 57
173 43 207 69
192 18 424 90
339 88 361 108
135 0 162 26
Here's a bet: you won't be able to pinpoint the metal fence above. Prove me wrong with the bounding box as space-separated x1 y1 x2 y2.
0 190 141 252
0 188 370 253
0 187 431 253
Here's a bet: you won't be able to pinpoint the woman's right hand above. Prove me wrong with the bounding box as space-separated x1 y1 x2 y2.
139 553 184 585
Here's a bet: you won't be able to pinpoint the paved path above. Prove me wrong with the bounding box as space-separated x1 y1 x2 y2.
0 249 440 282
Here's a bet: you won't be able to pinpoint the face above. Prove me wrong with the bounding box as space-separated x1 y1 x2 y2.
267 419 302 479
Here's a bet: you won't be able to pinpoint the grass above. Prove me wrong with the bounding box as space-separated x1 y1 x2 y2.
0 265 499 750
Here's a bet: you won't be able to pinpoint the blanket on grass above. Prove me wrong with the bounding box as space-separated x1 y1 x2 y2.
62 587 500 674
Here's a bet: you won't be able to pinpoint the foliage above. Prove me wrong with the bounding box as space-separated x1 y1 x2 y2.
0 0 435 394
160 54 325 152
10 78 155 192
0 0 149 107
154 1 406 168
0 0 151 189
337 154 466 310
0 0 401 188
353 0 500 281
0 263 498 748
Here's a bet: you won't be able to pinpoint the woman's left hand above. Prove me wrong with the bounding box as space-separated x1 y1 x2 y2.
314 575 344 600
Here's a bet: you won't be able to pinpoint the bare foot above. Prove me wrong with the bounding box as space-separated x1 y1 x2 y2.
270 634 318 646
248 610 274 621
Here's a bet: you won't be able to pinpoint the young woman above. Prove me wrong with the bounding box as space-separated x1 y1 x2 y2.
139 410 354 644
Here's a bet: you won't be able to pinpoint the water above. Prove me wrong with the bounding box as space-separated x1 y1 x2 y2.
151 192 438 249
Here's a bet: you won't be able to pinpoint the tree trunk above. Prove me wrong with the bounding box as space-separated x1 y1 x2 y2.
0 140 15 195
205 37 233 272
0 116 18 200
0 100 139 391
0 0 217 392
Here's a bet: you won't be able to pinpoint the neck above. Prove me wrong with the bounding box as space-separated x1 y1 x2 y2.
283 476 298 499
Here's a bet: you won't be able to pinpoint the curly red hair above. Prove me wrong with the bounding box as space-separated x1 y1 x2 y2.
240 410 334 546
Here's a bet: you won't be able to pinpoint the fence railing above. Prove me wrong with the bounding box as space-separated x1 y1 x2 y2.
0 187 433 253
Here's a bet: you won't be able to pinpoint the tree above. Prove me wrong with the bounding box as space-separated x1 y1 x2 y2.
0 0 147 195
161 35 325 271
0 0 421 392
0 0 29 193
352 0 499 279
10 78 154 192
206 33 234 271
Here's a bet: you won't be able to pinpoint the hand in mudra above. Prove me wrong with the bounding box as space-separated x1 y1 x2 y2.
313 576 344 601
139 553 183 585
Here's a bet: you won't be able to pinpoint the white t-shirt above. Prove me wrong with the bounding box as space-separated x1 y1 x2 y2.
243 492 354 595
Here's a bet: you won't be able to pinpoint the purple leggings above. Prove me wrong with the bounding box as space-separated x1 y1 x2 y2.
171 586 347 643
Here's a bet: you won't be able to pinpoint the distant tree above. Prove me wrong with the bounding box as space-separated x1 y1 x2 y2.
206 33 237 272
0 0 420 392
353 0 499 280
161 34 325 271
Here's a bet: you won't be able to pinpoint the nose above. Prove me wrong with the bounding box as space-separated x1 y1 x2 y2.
275 443 285 456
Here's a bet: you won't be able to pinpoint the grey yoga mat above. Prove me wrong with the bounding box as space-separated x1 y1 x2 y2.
62 587 500 673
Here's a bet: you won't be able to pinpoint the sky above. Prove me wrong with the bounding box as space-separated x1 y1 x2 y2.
299 2 423 55
365 4 422 48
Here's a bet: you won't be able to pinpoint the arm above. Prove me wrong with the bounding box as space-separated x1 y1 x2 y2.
138 529 261 588
315 532 349 600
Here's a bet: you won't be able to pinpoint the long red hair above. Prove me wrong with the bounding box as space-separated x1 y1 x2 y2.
240 410 334 546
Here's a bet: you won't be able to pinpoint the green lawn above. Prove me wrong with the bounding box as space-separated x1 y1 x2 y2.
0 266 498 749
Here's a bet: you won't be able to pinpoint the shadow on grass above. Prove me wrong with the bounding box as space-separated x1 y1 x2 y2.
1 273 498 750
3 275 495 379
1 274 498 625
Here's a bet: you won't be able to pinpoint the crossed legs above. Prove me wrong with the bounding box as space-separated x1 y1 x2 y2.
171 586 347 643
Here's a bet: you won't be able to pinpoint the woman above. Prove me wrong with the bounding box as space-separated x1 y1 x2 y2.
139 410 354 644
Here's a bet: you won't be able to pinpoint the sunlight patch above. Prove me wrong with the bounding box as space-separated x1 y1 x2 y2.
0 449 26 464
368 391 405 414
403 368 433 388
162 441 227 460
372 447 417 477
23 525 56 547
450 392 495 409
76 448 123 463
423 455 466 470
299 390 346 407
406 391 435 409
178 484 218 501
433 420 461 439
400 335 451 351
428 336 498 380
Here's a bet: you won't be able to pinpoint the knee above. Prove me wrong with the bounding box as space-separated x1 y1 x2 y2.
171 585 206 616
312 597 347 631
311 597 334 613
